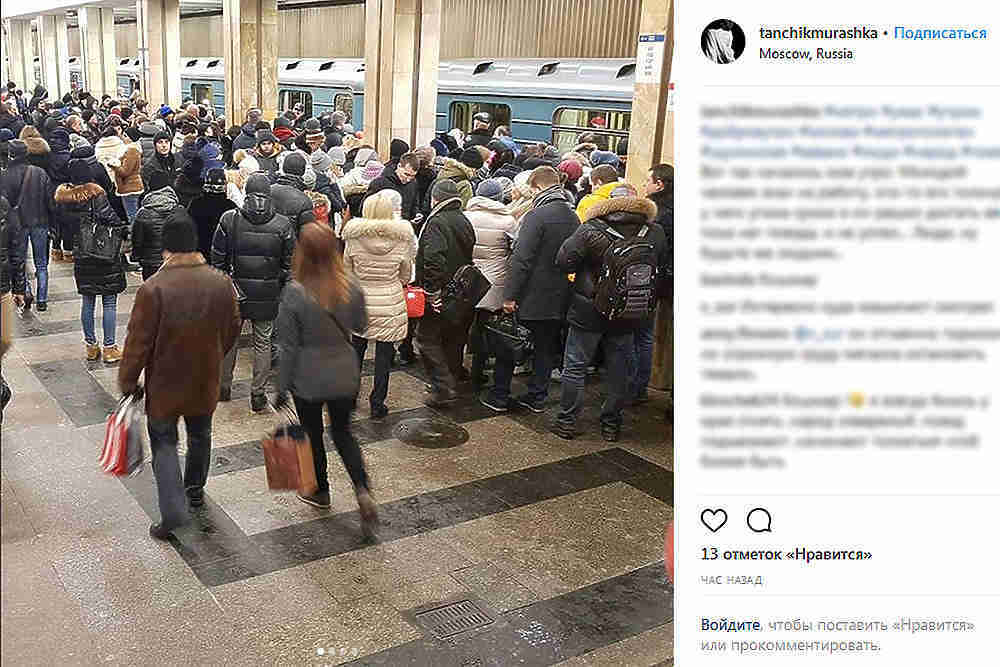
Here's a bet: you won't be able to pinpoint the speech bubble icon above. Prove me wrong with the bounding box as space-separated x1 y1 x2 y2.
747 507 772 533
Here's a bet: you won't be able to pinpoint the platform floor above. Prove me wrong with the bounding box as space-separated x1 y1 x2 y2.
2 258 674 666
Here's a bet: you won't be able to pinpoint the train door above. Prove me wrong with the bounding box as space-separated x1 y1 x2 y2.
448 101 511 136
551 107 631 153
279 89 313 119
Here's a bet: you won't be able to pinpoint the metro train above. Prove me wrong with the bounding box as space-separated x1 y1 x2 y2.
30 55 662 152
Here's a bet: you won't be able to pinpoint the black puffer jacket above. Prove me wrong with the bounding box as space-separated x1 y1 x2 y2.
1 159 53 229
415 198 475 293
132 187 183 275
504 186 579 321
187 191 237 261
0 195 10 295
47 128 72 185
141 152 176 192
648 188 673 268
54 183 127 296
0 111 25 146
464 129 493 149
366 166 419 222
556 196 669 333
270 174 316 235
211 180 295 321
172 172 202 208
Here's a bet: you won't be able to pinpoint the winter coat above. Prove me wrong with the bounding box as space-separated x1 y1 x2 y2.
314 171 345 214
95 136 144 196
464 129 493 149
366 167 419 222
504 186 579 321
187 192 237 261
575 181 619 220
20 126 51 171
137 122 160 163
0 195 10 295
53 183 127 296
342 217 416 342
47 129 72 185
275 280 368 402
118 252 242 420
172 173 203 209
251 146 281 175
231 123 258 152
415 165 437 221
556 196 669 333
338 165 375 198
73 152 124 221
648 188 673 273
131 187 183 275
0 110 26 142
270 174 316 234
141 151 176 192
492 162 522 182
415 198 475 294
424 159 476 213
464 197 517 312
1 160 53 229
28 86 48 113
211 192 295 322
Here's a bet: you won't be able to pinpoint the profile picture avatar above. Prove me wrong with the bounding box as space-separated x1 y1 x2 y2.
701 19 746 64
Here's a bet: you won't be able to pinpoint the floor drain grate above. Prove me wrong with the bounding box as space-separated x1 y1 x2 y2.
415 600 495 638
394 417 469 449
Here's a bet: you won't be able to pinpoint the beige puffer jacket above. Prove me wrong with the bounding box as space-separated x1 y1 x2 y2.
342 217 417 342
465 196 517 312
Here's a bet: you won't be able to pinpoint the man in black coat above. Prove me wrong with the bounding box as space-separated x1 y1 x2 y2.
132 186 184 280
231 109 264 153
463 112 493 149
637 163 673 404
365 152 420 222
141 131 176 194
187 168 236 262
270 152 316 235
553 192 669 442
212 173 295 412
2 140 53 311
415 179 476 407
485 167 579 413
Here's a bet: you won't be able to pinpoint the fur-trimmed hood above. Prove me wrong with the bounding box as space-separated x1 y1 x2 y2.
438 157 476 183
341 217 416 256
19 125 50 155
54 182 106 204
582 196 657 223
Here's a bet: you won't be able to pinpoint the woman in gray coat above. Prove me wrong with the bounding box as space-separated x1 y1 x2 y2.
273 222 378 536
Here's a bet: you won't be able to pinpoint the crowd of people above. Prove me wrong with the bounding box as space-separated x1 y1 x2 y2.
0 83 672 539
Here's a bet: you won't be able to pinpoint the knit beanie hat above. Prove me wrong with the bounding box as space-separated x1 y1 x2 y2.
162 210 198 253
67 158 93 185
475 179 504 201
390 138 410 160
8 139 28 161
70 145 96 161
354 147 376 169
494 176 514 202
255 129 278 146
69 133 91 152
158 104 173 118
326 146 346 166
303 166 317 190
0 128 14 142
459 147 484 170
282 152 307 176
245 172 271 196
362 160 384 181
309 149 332 174
557 159 583 182
203 167 227 194
589 150 620 167
430 136 449 157
431 179 459 202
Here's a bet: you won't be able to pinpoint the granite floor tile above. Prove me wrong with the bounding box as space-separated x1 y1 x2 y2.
1 422 109 481
380 573 470 612
552 622 673 666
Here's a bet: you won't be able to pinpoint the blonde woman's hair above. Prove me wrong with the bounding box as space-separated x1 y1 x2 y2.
362 189 402 220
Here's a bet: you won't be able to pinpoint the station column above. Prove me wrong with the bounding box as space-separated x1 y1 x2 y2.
137 0 181 108
222 0 279 124
78 8 118 98
626 0 674 392
37 13 72 99
6 19 36 92
364 0 441 158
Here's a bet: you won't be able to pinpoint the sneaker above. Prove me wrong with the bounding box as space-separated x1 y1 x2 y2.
514 394 545 413
297 490 332 509
36 302 47 312
356 489 379 540
424 388 458 408
479 394 509 413
51 249 63 262
149 523 174 541
250 393 269 413
219 387 232 402
187 491 205 508
370 403 389 419
601 426 621 442
102 345 122 364
85 343 101 361
550 421 578 440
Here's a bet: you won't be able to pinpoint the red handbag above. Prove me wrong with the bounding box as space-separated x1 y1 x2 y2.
405 285 426 319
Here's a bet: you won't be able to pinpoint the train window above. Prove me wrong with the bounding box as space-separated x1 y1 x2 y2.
191 84 213 106
279 90 313 118
334 93 353 123
449 101 511 136
551 107 631 153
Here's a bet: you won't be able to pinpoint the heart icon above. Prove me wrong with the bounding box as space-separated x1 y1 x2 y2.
701 508 728 533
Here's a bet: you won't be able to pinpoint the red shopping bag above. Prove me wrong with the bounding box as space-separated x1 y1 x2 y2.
405 285 425 319
99 392 145 477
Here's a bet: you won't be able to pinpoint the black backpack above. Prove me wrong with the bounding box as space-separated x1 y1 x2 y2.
440 264 491 326
593 224 658 321
77 200 124 262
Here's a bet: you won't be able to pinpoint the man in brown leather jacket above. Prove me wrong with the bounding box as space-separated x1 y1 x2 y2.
119 211 242 540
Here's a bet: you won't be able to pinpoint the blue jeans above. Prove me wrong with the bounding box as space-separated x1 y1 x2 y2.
148 414 214 529
81 293 118 346
122 193 142 223
557 326 633 430
628 319 655 398
22 225 49 304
